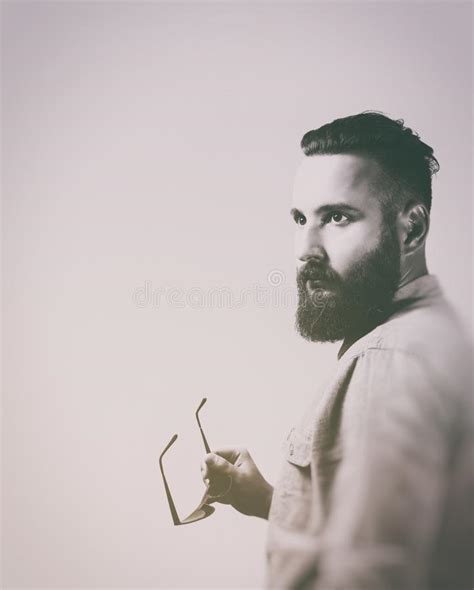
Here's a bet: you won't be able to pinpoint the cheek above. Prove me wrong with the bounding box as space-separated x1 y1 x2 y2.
325 224 382 277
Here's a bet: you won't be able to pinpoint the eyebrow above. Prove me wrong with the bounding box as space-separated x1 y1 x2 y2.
290 203 362 217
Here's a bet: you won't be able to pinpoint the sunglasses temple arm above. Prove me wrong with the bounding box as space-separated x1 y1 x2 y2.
198 426 211 454
195 405 211 454
159 437 182 526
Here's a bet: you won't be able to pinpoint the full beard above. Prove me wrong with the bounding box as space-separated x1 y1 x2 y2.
295 226 401 343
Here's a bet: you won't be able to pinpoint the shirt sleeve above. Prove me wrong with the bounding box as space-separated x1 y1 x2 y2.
302 348 452 590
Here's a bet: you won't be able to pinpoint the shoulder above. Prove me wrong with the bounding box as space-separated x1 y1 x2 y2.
342 305 473 436
344 293 472 397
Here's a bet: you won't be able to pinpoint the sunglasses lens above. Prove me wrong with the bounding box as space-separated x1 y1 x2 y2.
181 503 215 524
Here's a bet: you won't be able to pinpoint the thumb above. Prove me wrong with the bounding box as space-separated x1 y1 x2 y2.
204 453 233 476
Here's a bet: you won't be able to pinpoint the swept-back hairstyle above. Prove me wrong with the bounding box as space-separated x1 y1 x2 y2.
301 112 439 214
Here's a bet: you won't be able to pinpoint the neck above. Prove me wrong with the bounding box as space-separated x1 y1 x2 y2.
398 252 428 290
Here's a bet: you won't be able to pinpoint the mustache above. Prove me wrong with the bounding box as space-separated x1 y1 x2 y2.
297 260 339 285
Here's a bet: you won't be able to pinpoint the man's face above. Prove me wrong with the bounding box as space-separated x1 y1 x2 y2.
292 154 401 342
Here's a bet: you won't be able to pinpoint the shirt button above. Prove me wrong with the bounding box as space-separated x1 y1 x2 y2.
289 443 294 456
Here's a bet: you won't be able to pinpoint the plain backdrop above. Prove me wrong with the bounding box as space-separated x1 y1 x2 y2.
2 1 472 588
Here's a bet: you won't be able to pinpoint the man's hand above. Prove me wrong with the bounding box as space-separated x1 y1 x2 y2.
200 447 274 519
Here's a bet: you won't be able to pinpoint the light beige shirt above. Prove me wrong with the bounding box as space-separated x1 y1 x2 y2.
266 275 473 590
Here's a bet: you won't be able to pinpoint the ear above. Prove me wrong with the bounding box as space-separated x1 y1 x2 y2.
397 201 430 253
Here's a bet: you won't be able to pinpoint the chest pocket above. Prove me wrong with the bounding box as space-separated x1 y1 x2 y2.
270 427 313 530
282 427 312 467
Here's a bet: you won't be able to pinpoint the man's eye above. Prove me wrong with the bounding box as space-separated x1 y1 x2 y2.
293 212 307 226
324 211 350 225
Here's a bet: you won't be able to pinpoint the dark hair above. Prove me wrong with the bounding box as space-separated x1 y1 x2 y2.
300 112 439 213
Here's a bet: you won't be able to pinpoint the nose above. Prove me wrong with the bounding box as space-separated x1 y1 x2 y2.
295 226 327 264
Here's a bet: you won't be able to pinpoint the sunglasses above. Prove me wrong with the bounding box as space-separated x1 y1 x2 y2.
159 398 232 525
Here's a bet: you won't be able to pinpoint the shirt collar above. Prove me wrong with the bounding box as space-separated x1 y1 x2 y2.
337 273 443 360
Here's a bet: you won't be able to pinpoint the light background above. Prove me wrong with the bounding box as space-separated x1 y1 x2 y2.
2 1 472 588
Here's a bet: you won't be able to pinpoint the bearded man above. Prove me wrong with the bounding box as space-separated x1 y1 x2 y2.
201 112 473 590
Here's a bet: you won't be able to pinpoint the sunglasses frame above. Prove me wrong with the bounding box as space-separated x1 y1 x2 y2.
159 398 231 526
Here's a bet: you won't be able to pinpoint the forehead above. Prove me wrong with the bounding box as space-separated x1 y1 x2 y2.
292 153 384 211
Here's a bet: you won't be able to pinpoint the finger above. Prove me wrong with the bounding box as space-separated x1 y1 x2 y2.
200 460 211 481
204 452 234 476
211 447 246 465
